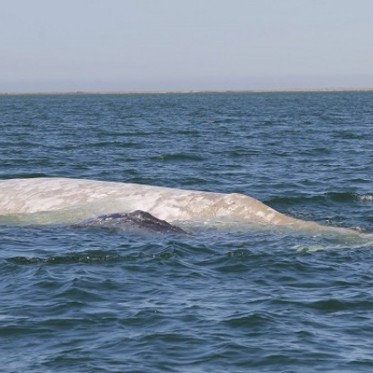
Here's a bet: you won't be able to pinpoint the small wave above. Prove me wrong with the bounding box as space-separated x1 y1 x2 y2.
6 249 181 266
357 194 373 202
224 312 275 329
268 192 373 206
7 253 124 265
305 298 373 312
293 237 373 252
293 244 328 253
150 152 205 162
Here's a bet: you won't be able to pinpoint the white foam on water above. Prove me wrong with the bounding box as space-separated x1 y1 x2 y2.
357 194 373 202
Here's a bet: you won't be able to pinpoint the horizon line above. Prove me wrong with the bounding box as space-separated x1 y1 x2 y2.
1 87 373 96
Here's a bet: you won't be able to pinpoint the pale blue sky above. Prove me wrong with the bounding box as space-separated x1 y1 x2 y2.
1 0 373 92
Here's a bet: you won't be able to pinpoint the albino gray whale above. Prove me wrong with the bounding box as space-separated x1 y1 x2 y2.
0 177 364 236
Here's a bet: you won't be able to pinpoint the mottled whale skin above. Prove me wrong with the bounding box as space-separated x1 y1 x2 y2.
75 210 187 234
0 177 362 235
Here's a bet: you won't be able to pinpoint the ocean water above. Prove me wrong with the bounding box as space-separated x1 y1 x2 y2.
0 92 372 372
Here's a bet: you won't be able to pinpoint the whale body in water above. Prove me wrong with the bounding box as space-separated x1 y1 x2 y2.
75 210 187 234
0 177 364 236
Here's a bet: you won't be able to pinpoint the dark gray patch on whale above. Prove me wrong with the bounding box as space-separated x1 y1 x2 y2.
74 210 187 235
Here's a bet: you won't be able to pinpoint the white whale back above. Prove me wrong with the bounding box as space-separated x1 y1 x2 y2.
0 177 367 238
0 177 301 225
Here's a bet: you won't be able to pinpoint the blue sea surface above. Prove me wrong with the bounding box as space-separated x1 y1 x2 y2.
0 92 372 372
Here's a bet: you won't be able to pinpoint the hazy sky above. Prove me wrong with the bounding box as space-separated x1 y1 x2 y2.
1 0 373 92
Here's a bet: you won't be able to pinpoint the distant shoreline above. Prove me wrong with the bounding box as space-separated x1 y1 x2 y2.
1 88 373 96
